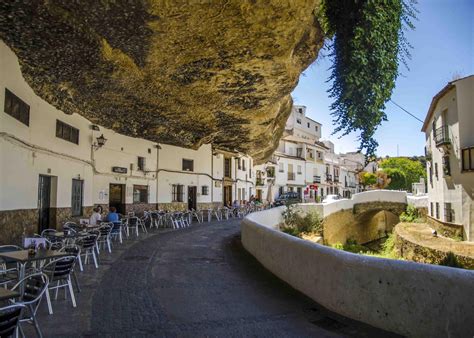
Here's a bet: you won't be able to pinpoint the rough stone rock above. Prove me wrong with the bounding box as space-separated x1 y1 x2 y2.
0 1 324 162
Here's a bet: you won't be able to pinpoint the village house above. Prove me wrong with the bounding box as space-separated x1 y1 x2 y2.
0 41 255 242
421 75 474 241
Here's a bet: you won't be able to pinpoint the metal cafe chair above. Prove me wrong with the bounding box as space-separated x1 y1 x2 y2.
58 245 82 293
75 234 99 270
0 245 22 288
41 256 77 315
11 272 49 337
96 223 113 254
125 217 140 237
0 303 26 338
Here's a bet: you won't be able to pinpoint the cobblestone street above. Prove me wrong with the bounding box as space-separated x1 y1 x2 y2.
27 220 396 337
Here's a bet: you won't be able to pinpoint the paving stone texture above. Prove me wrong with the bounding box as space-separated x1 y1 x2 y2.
25 220 398 337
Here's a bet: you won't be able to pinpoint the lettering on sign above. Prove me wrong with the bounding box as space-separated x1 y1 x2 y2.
112 166 127 174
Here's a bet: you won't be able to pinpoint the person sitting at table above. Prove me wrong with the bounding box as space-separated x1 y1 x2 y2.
105 206 120 223
232 200 240 208
89 207 102 225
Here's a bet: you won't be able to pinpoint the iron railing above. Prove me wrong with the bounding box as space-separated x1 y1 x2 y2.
434 126 450 147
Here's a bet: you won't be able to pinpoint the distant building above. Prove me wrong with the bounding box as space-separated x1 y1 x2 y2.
421 75 474 241
411 178 426 196
254 105 364 203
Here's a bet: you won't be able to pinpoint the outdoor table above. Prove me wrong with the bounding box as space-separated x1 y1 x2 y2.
0 249 69 293
0 288 20 302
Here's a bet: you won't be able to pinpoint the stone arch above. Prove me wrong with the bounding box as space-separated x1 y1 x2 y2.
323 202 407 245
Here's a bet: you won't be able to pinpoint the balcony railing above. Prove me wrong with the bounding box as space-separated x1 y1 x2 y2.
334 175 339 183
288 172 295 181
313 175 321 183
434 126 450 147
326 174 332 182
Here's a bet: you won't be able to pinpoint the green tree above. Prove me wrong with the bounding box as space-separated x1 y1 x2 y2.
380 157 425 192
360 172 377 187
321 0 417 156
383 167 407 190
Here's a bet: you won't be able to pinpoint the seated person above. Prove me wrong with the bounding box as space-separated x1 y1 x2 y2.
105 206 120 223
89 207 102 225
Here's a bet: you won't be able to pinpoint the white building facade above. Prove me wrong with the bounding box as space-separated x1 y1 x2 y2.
254 105 363 203
0 41 255 243
422 75 474 241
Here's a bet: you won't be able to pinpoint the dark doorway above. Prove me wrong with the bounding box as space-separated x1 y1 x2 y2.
109 184 125 215
223 186 232 206
297 187 302 200
188 186 197 211
71 179 83 216
38 175 51 233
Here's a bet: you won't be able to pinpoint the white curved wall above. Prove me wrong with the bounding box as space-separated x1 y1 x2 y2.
300 190 408 218
241 204 474 337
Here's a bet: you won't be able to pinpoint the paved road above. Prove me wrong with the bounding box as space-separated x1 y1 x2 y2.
32 220 397 337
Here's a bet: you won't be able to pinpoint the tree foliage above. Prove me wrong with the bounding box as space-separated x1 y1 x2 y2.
380 157 425 191
383 167 407 190
360 172 377 187
322 0 417 156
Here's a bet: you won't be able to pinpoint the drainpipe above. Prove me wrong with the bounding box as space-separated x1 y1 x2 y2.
210 144 214 206
155 144 161 209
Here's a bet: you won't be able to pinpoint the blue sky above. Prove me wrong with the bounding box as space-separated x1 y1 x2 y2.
291 0 474 156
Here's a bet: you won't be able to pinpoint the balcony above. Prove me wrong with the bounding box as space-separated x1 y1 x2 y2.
334 175 339 183
288 172 295 181
326 174 332 182
313 175 321 183
434 126 450 147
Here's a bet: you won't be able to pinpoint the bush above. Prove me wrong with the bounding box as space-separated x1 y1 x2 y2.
331 233 401 259
400 204 423 223
280 204 323 237
439 252 464 269
331 238 369 254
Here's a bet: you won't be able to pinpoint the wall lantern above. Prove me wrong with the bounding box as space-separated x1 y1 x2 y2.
93 134 107 150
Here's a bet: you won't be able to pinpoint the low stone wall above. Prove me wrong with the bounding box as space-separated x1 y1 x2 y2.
241 207 474 337
427 215 464 239
0 208 38 245
394 222 474 269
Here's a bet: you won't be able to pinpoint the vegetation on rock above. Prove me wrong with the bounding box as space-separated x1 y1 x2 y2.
331 234 401 260
322 0 417 156
399 204 424 223
439 252 465 269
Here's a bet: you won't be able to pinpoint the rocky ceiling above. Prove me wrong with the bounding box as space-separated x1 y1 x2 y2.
0 1 324 162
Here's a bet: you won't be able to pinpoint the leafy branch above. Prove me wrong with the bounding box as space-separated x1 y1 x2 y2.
322 0 417 156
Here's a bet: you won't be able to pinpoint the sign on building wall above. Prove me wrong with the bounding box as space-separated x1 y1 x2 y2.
112 166 127 174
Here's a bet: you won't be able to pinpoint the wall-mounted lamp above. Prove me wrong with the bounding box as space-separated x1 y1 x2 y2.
92 134 107 150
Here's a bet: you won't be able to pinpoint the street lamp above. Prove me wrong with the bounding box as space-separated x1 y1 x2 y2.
92 134 107 150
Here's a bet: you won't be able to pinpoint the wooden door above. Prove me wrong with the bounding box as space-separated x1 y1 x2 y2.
187 186 197 210
38 175 51 232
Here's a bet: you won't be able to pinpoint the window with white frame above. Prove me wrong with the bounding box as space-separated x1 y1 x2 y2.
133 185 148 203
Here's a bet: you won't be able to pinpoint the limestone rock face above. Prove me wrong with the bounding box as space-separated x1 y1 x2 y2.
0 1 324 161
